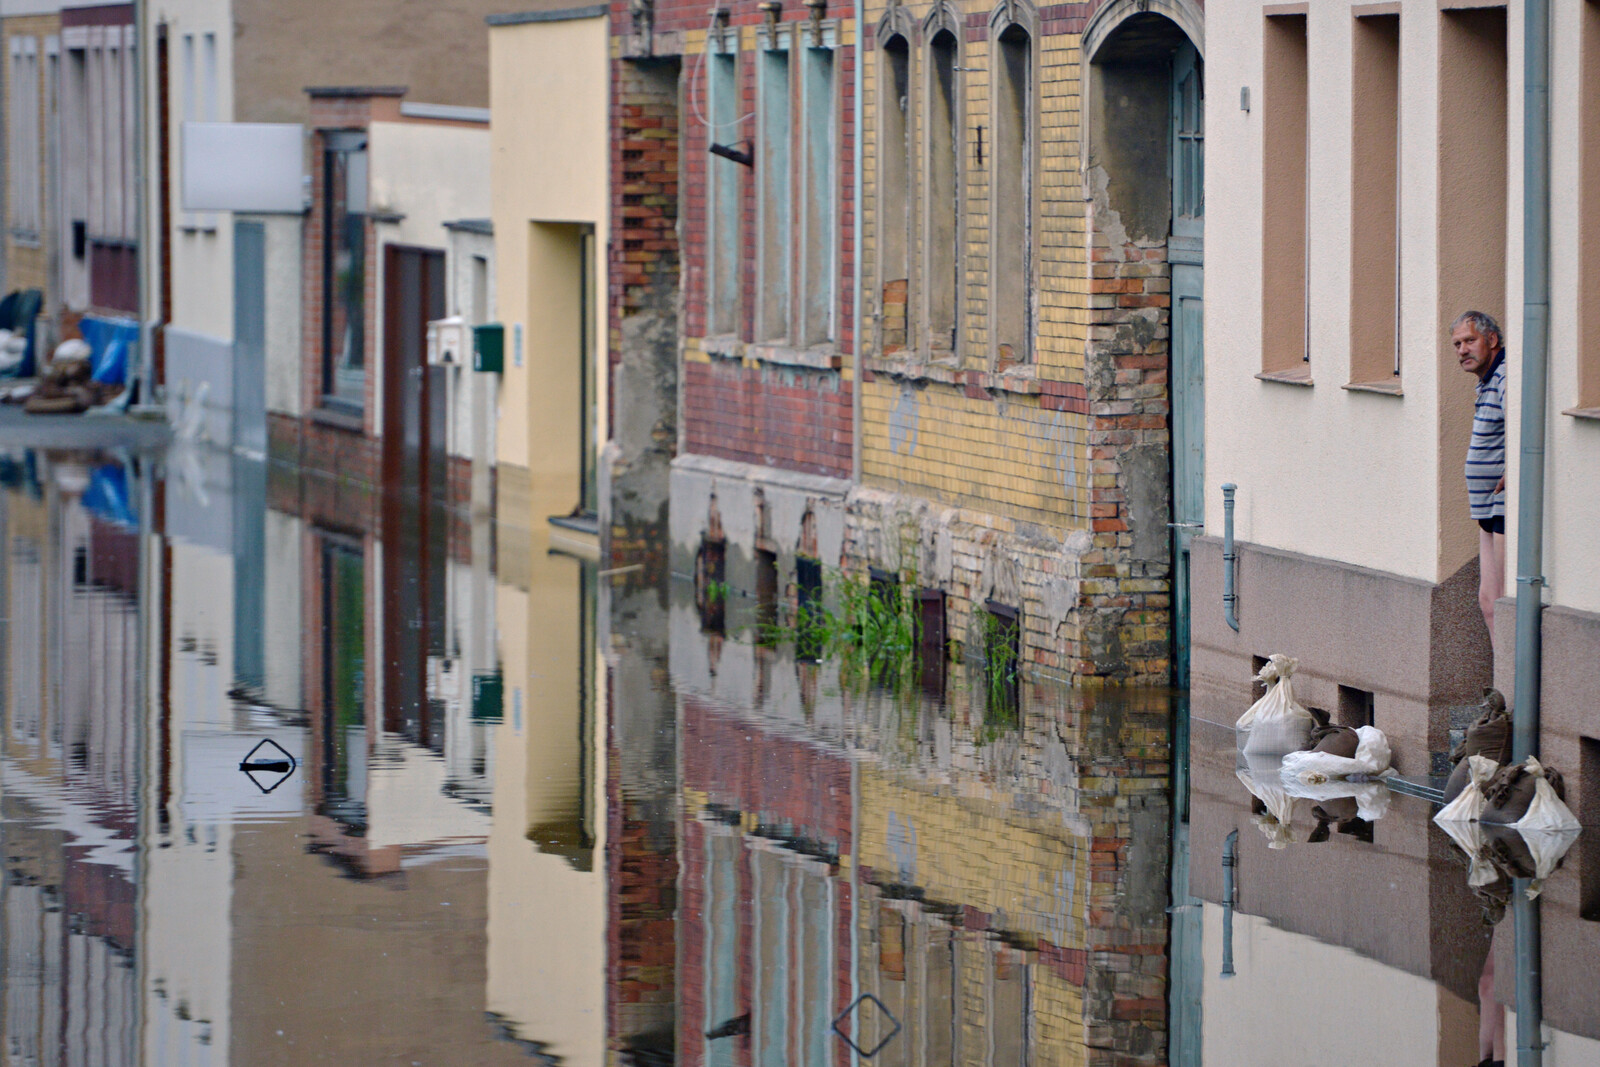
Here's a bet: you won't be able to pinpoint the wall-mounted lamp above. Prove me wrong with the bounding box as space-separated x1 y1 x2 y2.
710 141 754 167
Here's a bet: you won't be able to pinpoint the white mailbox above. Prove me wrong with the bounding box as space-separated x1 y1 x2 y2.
426 316 467 366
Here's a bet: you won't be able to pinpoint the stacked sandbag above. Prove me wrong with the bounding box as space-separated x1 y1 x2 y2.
1479 757 1579 831
1236 654 1314 756
22 341 125 415
1442 689 1513 803
1280 722 1393 783
1435 751 1581 902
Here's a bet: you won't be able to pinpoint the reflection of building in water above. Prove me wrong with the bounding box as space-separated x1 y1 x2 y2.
1183 718 1600 1064
0 457 143 1064
671 601 1173 1066
484 530 608 1062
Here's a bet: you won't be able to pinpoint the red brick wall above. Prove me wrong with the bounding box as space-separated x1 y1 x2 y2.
683 360 852 478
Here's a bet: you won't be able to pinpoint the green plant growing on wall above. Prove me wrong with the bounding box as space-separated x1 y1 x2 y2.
764 565 924 691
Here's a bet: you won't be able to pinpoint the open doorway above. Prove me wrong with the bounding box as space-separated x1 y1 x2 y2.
527 221 600 529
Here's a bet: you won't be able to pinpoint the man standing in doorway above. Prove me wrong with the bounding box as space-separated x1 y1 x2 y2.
1454 310 1506 644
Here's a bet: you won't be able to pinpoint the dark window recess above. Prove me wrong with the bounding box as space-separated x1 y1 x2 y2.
72 219 86 259
696 537 726 633
1338 684 1375 728
796 556 823 661
1251 655 1270 701
755 549 779 633
917 589 947 695
983 599 1021 711
73 545 88 586
1582 737 1600 922
869 566 899 621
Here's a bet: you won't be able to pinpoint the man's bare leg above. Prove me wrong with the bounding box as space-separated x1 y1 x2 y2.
1479 528 1506 645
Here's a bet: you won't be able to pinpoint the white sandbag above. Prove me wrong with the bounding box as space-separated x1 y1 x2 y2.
1238 654 1314 755
1435 754 1499 824
1281 774 1392 822
1279 725 1393 783
1237 759 1298 850
52 337 90 363
1510 758 1581 834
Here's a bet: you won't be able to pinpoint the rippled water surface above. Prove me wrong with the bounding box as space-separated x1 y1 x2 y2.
2 445 1597 1065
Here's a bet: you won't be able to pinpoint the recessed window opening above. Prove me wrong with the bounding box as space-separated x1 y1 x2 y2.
1337 684 1375 728
796 555 824 660
696 536 727 632
755 548 779 631
798 45 837 346
1577 0 1600 409
926 30 960 355
758 48 792 341
708 50 741 336
1261 13 1309 374
917 588 947 694
1581 736 1600 920
992 25 1032 365
983 599 1021 711
1350 13 1401 385
1250 654 1269 701
321 129 368 412
880 34 912 355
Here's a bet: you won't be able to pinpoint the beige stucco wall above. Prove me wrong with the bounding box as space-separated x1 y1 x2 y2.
1526 0 1600 616
1205 0 1510 586
488 14 609 527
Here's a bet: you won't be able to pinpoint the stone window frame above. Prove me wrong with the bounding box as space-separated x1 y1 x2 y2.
874 7 919 361
921 2 965 363
703 25 743 341
986 0 1040 369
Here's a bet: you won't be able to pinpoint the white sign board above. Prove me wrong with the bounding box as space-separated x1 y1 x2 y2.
182 122 304 213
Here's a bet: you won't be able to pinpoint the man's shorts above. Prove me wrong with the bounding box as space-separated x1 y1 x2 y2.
1478 516 1505 535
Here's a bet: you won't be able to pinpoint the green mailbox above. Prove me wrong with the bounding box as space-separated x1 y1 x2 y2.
471 671 504 723
473 323 505 374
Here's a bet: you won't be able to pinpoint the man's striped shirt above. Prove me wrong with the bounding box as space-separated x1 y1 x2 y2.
1466 352 1506 520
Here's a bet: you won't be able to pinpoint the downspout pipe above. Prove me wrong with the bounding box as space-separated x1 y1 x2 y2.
1222 483 1239 631
1513 0 1551 1059
1220 829 1237 978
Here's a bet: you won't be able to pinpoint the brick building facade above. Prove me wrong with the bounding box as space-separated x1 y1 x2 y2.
846 0 1204 684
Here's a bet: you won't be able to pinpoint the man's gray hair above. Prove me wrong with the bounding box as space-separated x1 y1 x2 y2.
1451 310 1502 346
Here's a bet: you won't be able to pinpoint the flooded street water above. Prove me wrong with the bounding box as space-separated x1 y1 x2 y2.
2 444 1598 1065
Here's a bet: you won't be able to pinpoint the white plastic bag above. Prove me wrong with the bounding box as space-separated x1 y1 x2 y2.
1280 725 1393 783
1434 753 1499 824
1237 654 1314 755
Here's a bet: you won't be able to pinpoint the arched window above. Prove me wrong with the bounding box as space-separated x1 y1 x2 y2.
991 22 1032 364
925 28 960 355
878 32 912 355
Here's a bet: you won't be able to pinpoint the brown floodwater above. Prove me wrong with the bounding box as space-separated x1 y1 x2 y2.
0 443 1594 1065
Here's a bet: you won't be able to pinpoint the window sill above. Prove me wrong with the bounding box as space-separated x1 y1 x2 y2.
1342 380 1403 397
1561 406 1600 421
311 404 365 433
548 512 599 535
865 355 1084 403
1256 369 1314 387
747 342 841 371
701 334 744 360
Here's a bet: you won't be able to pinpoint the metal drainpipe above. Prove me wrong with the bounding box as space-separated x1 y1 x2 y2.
1222 484 1239 631
850 0 864 487
1220 829 1237 977
1512 0 1552 1057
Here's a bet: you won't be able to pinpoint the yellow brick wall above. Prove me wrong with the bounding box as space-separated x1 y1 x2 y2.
858 3 1095 532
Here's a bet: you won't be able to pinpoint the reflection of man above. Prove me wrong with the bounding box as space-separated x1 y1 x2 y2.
1453 311 1507 643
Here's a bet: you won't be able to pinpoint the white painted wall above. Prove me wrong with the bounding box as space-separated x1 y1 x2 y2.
1206 0 1456 584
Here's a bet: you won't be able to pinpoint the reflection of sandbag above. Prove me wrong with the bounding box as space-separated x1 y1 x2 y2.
1480 757 1579 831
1444 689 1512 802
1281 772 1391 823
1482 824 1581 901
1280 725 1393 783
1435 754 1499 824
1238 654 1314 755
1237 754 1297 849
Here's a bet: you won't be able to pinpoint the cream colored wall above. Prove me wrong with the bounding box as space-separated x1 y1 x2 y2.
160 0 237 342
1528 0 1600 615
1200 904 1470 1065
1207 0 1486 585
488 16 609 526
487 544 606 1063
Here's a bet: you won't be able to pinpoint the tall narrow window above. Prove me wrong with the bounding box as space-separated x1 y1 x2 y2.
1578 0 1600 410
1349 13 1400 386
200 32 217 120
758 48 791 341
321 130 368 410
798 45 836 346
707 49 740 336
926 30 959 356
9 36 40 238
879 34 911 355
991 25 1031 364
1261 13 1308 375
